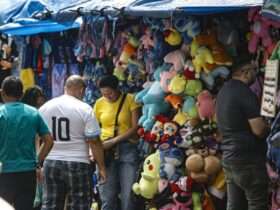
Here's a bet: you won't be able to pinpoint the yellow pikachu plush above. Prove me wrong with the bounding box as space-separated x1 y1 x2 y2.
132 151 160 199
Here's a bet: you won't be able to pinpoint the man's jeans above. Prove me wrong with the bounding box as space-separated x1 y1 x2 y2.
223 161 269 210
98 141 139 210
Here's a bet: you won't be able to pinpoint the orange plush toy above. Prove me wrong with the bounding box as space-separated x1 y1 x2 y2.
195 31 233 68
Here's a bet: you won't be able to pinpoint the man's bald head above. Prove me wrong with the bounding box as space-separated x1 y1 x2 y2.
64 75 86 99
65 75 86 90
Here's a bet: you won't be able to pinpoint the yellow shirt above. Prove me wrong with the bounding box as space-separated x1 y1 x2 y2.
93 93 141 141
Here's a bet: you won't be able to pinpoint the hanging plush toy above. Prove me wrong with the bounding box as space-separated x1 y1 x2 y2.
168 74 187 95
196 90 215 121
133 151 161 199
248 7 280 54
173 16 201 44
185 153 221 183
136 80 170 131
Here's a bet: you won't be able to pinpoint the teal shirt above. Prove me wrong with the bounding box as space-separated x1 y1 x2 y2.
0 102 50 173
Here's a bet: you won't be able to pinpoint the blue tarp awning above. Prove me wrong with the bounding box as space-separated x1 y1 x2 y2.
0 0 264 35
0 0 88 35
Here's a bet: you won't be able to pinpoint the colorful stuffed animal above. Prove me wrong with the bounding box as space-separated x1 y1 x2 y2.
184 80 203 97
133 151 161 199
164 28 182 46
182 96 198 119
192 192 202 210
159 146 185 181
174 16 201 44
165 94 184 109
248 7 280 54
136 81 170 131
195 31 233 67
196 90 215 121
200 66 230 90
191 45 214 78
168 74 187 95
164 50 186 72
185 154 221 183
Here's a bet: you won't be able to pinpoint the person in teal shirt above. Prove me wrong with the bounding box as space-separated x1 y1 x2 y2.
0 76 53 210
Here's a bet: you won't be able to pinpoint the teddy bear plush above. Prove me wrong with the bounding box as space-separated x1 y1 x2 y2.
133 151 161 199
185 153 221 183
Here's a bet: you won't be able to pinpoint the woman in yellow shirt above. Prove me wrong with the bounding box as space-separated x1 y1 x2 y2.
93 75 141 210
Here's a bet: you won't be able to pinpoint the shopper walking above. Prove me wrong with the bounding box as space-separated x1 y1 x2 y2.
0 76 53 210
22 85 46 210
39 75 106 210
94 75 141 210
216 59 269 210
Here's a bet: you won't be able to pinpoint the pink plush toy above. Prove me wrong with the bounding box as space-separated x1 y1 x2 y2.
196 90 215 121
164 50 186 72
248 7 280 54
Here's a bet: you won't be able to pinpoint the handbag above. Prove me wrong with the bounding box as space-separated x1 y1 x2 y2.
104 93 127 166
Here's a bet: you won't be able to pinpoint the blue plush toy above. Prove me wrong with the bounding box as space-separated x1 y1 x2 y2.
159 147 185 181
200 66 230 90
135 81 170 131
174 16 201 44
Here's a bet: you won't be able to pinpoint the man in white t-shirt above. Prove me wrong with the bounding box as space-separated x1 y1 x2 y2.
39 75 106 210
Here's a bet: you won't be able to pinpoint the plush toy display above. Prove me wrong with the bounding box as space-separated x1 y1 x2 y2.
194 31 233 67
133 151 161 199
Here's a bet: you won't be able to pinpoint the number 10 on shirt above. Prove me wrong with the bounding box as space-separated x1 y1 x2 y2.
51 117 70 141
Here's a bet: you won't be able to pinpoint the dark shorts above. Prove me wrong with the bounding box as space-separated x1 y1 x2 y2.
0 170 36 210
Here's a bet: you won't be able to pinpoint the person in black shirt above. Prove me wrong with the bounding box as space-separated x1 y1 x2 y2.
216 59 269 210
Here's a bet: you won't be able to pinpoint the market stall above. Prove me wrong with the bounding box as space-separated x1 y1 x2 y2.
2 0 280 209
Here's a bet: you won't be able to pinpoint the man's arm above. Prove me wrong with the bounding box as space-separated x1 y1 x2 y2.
88 138 106 182
37 133 53 165
248 117 270 139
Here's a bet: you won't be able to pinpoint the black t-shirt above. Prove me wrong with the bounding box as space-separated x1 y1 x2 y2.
216 79 267 164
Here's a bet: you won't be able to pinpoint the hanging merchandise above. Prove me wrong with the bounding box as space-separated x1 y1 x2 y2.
0 34 18 86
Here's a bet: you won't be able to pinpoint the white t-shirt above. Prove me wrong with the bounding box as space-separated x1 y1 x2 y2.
39 94 100 164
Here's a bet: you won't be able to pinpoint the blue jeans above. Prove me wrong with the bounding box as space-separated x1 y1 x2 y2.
98 141 139 210
223 161 269 210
